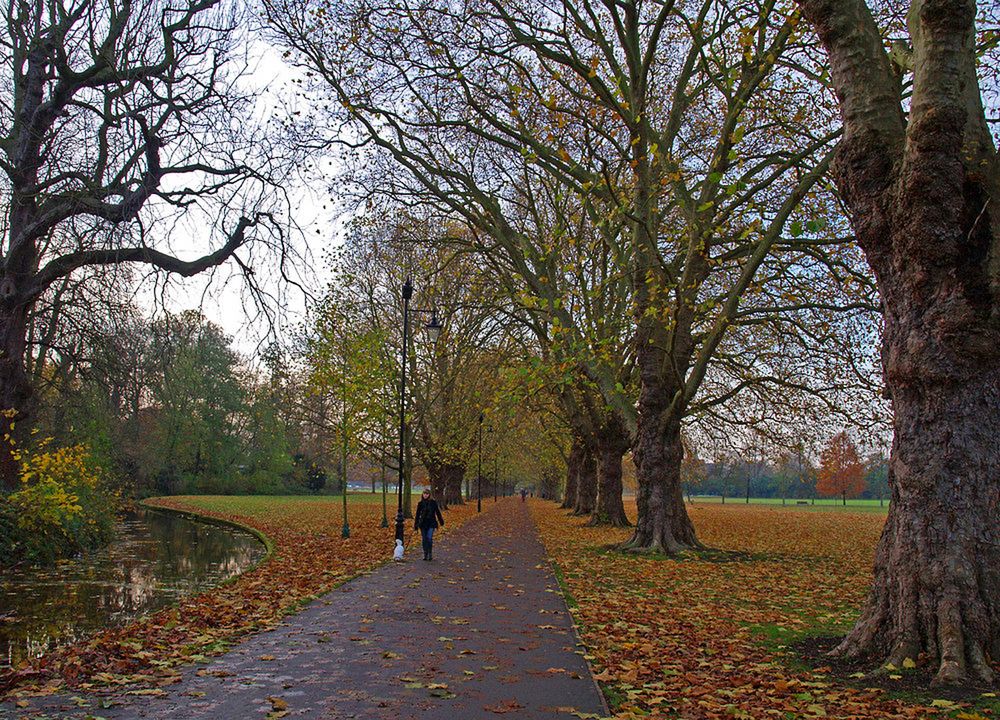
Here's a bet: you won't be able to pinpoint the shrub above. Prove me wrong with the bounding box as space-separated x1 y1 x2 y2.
3 440 117 565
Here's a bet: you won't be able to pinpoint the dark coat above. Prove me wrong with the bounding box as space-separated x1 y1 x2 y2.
414 497 445 530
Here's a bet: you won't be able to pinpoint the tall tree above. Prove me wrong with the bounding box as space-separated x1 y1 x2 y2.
0 0 289 490
265 0 879 552
797 0 1000 684
815 431 864 505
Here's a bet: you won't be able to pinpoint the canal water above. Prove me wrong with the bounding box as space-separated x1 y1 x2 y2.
0 507 266 669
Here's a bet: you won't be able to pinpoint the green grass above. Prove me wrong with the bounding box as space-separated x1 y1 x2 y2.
687 496 889 513
170 491 405 509
747 617 1000 716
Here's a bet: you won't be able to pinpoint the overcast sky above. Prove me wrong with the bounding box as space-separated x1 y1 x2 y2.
145 37 338 360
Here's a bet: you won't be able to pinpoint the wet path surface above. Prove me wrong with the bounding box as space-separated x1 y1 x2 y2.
3 499 608 719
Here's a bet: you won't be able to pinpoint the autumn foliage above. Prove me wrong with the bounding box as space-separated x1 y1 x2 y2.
1 439 116 566
1 495 476 699
816 432 865 504
530 500 986 719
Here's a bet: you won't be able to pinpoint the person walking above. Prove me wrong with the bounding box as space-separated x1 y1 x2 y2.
414 489 445 561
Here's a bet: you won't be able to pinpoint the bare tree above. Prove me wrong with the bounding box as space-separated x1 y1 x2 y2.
0 0 291 489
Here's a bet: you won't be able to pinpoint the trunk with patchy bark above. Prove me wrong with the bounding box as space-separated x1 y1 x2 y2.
624 410 700 553
427 460 446 508
589 417 631 527
573 443 597 516
0 299 31 492
624 226 701 551
443 463 465 507
561 439 582 509
800 0 1000 685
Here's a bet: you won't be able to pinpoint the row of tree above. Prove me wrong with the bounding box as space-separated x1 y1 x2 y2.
261 0 999 686
681 432 887 505
1 0 996 687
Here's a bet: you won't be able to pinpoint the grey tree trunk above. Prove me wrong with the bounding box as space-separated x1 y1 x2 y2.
621 165 701 552
589 417 631 527
561 439 582 510
0 299 31 491
623 416 700 553
443 463 465 508
573 444 597 516
800 0 1000 685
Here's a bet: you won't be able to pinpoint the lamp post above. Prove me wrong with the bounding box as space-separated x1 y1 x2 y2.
477 413 484 513
341 347 350 538
494 450 498 503
395 277 443 544
380 455 388 528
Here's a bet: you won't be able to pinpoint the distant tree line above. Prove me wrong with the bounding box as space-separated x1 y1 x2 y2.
685 455 889 505
28 305 336 497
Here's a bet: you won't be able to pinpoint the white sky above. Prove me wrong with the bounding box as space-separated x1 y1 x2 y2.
140 38 341 359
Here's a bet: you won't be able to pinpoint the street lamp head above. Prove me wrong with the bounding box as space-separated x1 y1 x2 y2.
402 277 414 301
425 311 443 343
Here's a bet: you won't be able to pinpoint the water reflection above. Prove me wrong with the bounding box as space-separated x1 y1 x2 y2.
0 508 265 669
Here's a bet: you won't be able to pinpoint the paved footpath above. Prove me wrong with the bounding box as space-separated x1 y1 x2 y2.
3 499 609 719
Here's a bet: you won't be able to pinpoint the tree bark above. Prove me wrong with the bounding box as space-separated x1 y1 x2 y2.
589 417 631 527
443 463 465 507
799 0 1000 686
832 350 1000 686
428 460 447 508
623 416 701 553
573 443 597 516
619 133 701 552
561 439 582 509
0 300 32 492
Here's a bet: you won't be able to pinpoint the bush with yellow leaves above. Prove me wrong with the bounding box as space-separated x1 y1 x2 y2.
0 436 117 566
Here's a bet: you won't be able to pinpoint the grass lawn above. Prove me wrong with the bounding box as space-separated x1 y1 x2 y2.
532 500 995 719
687 496 890 513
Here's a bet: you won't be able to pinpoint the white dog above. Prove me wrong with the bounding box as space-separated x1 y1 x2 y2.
393 539 405 561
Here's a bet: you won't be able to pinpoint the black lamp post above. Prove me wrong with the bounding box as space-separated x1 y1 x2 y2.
494 450 499 503
380 455 388 528
477 412 484 513
341 348 350 538
395 277 443 544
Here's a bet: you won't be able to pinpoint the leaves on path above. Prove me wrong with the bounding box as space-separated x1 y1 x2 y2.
2 495 476 699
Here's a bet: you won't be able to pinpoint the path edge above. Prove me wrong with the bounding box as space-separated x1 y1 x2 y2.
140 498 276 563
526 502 613 718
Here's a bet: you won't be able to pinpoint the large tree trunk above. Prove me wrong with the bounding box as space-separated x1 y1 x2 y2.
833 304 1000 686
0 302 32 492
799 0 1000 686
428 460 447 508
589 417 630 527
623 415 700 552
573 444 597 516
443 463 465 507
561 439 582 509
621 140 701 552
624 242 700 551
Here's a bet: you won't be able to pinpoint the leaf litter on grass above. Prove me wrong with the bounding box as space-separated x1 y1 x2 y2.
530 500 993 720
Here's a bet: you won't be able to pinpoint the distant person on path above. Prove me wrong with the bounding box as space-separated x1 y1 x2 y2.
520 488 527 502
414 489 444 561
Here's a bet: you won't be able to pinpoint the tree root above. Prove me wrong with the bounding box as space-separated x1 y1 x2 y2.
619 532 702 555
830 599 997 688
587 512 631 528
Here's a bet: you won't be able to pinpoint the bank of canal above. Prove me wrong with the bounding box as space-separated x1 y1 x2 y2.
0 507 266 669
